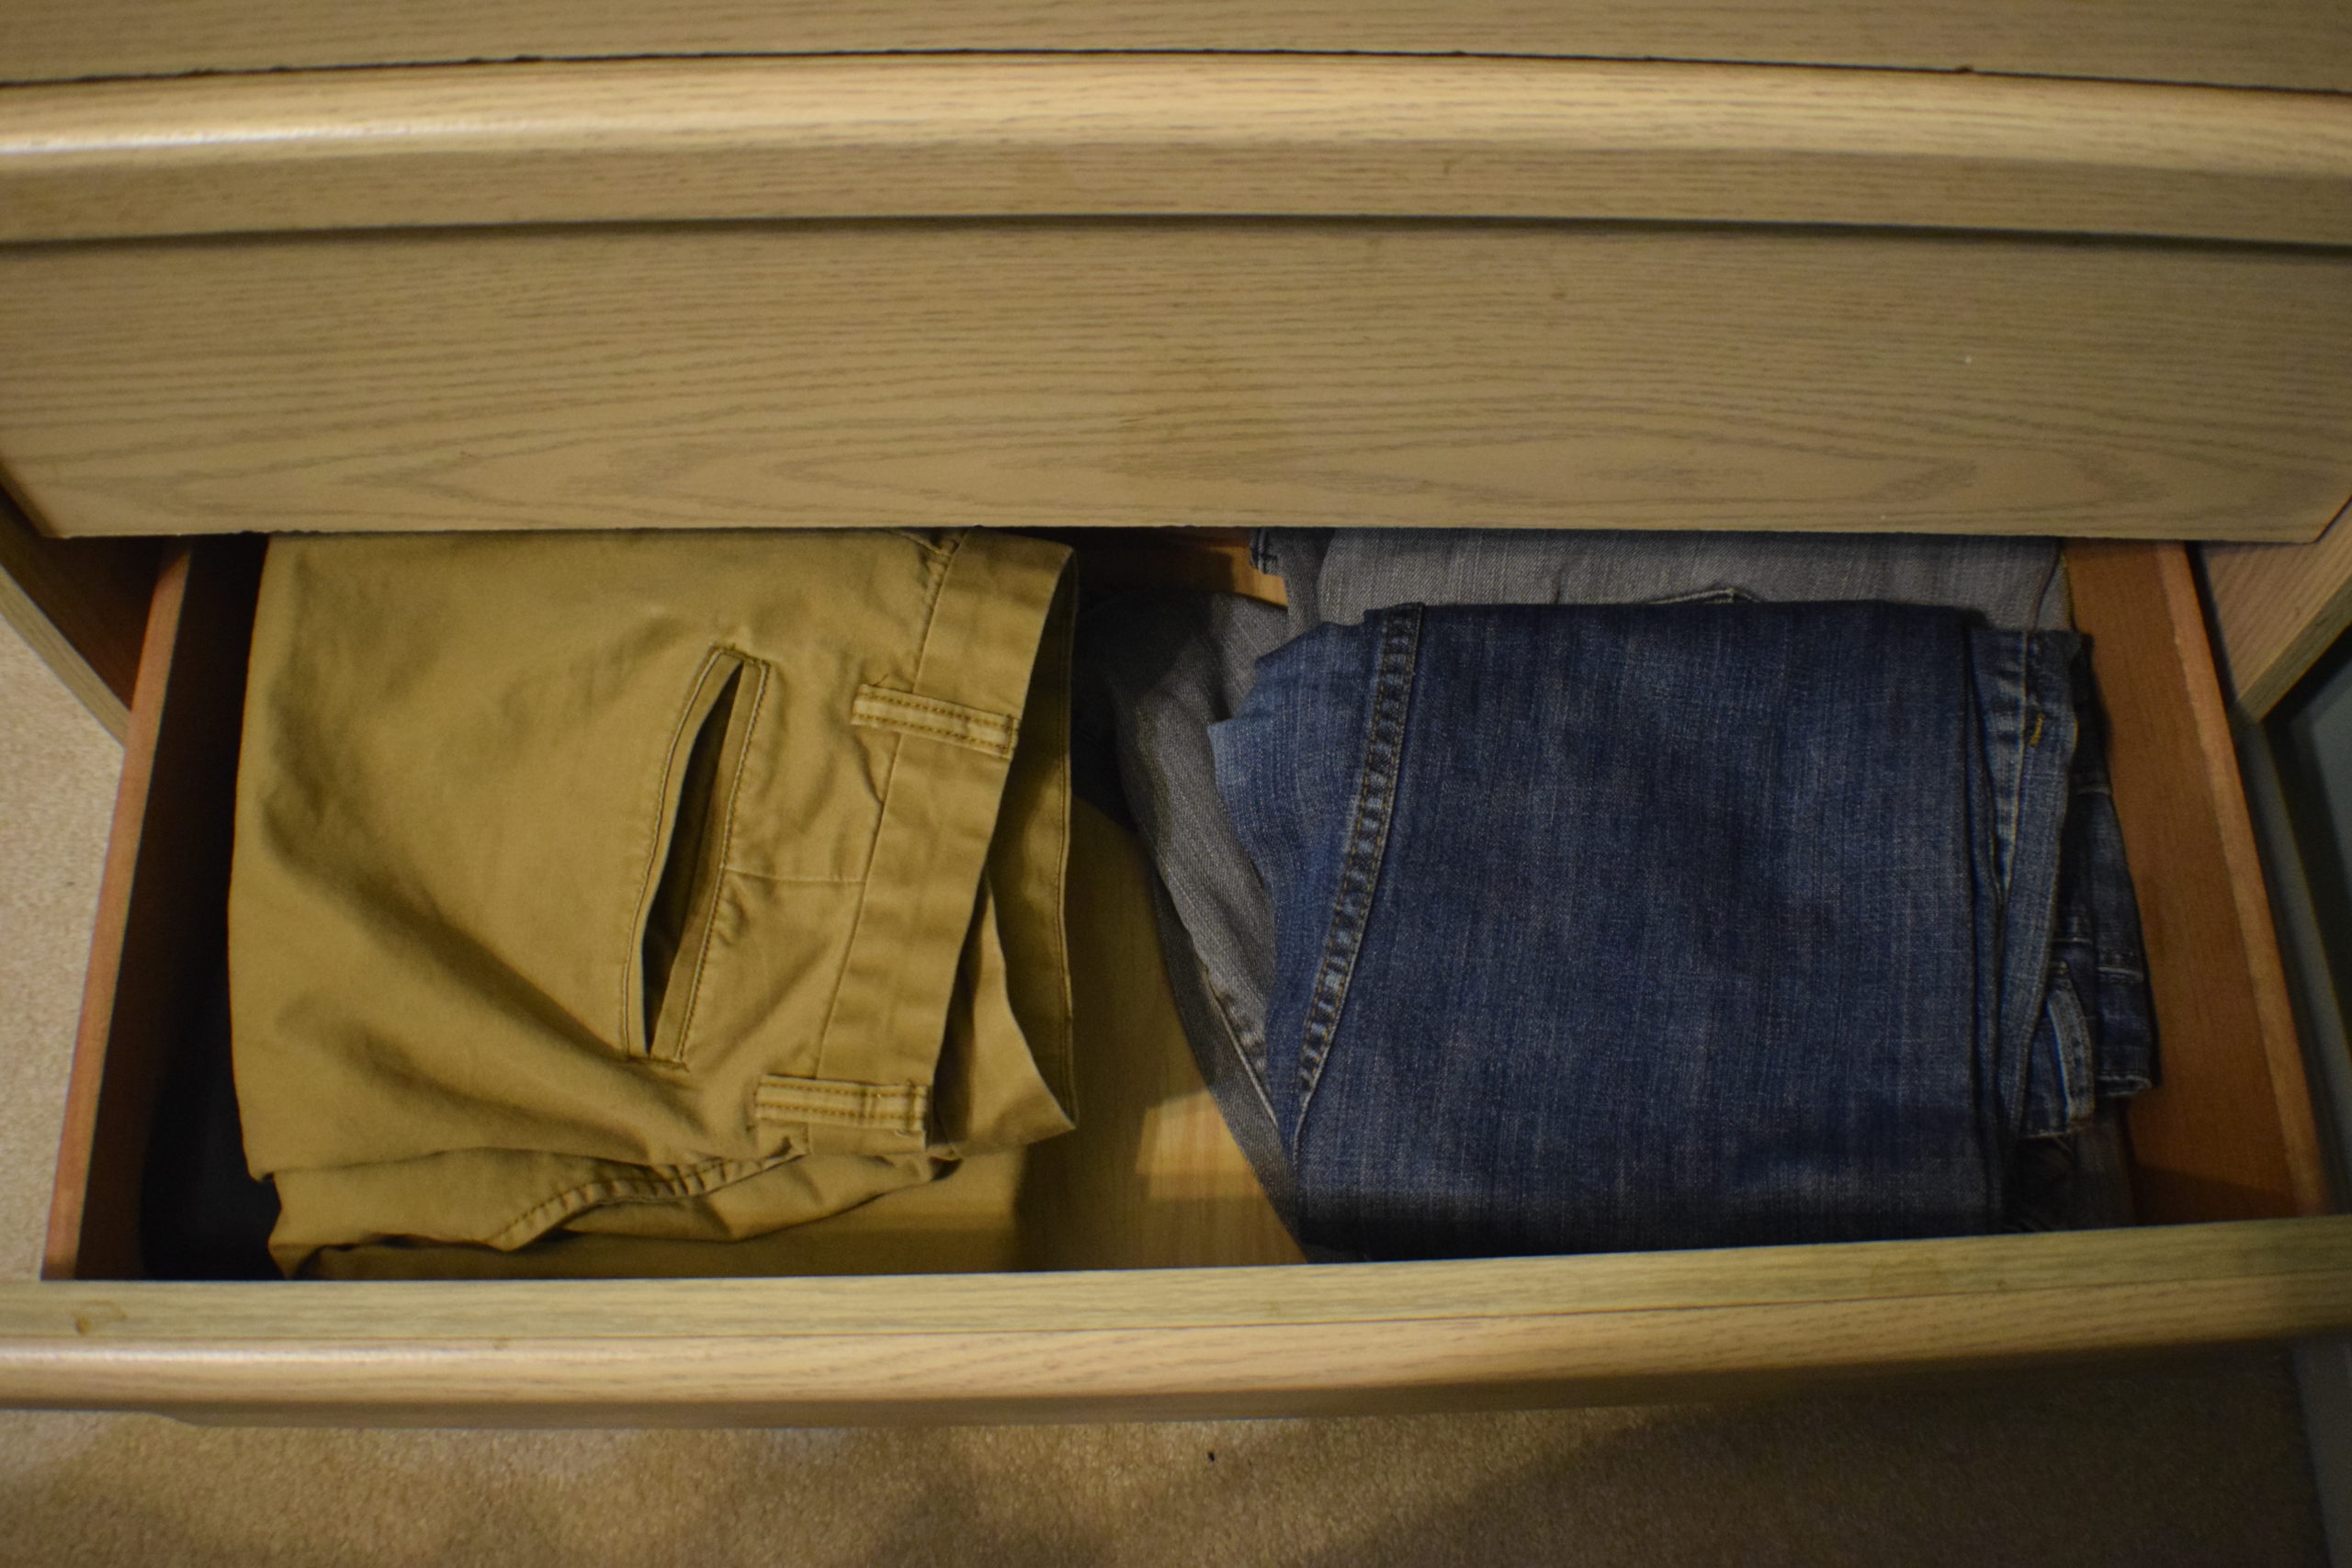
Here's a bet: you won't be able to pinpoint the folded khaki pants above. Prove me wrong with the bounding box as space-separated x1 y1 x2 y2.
231 529 1076 1274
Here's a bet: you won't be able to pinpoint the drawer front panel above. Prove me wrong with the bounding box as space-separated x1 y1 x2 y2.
6 60 2347 249
3 225 2348 542
6 1219 2352 1425
3 1 2348 94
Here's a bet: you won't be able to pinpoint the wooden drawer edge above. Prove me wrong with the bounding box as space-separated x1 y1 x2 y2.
2203 501 2352 720
0 481 152 739
2069 541 2331 1219
5 1 2351 96
5 56 2350 247
0 1219 2348 1422
44 543 254 1280
11 1216 2352 1337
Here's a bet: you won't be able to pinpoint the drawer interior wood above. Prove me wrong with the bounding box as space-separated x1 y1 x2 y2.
44 533 2329 1285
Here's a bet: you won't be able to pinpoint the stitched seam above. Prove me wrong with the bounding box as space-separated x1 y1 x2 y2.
1042 605 1075 1083
755 1081 920 1105
1293 605 1422 1151
861 716 1013 754
812 733 896 1091
854 714 1016 758
722 870 864 886
667 655 769 1065
2041 964 2096 1132
1993 629 2041 1148
1143 861 1281 1132
1999 628 2030 900
1206 952 1283 1135
882 717 1012 752
619 647 730 1055
853 686 1018 757
754 1079 928 1135
2030 546 2066 632
854 690 1014 728
485 1154 792 1251
908 533 962 694
813 535 961 1085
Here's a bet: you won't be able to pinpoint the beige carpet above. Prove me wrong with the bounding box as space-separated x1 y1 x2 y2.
0 619 2327 1567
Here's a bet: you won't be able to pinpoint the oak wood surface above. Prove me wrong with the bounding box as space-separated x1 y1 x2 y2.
4 225 2346 544
2066 542 2330 1222
0 485 152 738
3 1218 2351 1422
3 0 2348 94
1015 803 1303 1270
1039 530 1286 607
6 57 2349 247
42 544 260 1280
2203 503 2352 718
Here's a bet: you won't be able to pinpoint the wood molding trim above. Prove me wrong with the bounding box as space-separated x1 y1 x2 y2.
4 56 2349 246
4 0 2349 96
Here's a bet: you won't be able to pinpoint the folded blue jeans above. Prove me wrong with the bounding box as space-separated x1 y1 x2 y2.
1209 599 2101 1258
1076 529 2152 1253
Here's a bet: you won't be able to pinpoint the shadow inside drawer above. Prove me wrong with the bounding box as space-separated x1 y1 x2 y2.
53 536 2332 1283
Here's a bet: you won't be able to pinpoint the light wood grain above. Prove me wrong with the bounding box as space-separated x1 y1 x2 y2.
43 543 260 1280
3 57 2349 247
31 1215 2352 1341
0 483 153 739
2 1218 2351 1421
3 225 2346 543
41 550 187 1280
2067 542 2330 1222
2203 503 2352 719
2 0 2347 94
1016 802 1301 1270
1041 530 1286 607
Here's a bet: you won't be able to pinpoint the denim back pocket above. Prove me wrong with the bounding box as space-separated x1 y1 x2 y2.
628 646 769 1063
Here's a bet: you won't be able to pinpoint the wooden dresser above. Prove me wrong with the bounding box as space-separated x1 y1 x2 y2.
2 1 2349 1425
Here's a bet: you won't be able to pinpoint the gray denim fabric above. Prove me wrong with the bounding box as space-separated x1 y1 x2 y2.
1073 589 1297 1214
1261 528 2073 638
1082 529 2088 1241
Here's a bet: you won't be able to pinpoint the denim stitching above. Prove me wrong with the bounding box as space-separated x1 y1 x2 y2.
2001 627 2031 899
1293 605 1421 1150
2039 960 2095 1134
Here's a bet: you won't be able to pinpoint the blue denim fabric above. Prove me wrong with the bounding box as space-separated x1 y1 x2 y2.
1076 529 2153 1254
2020 657 2157 1141
1211 599 2092 1258
1966 626 2081 1154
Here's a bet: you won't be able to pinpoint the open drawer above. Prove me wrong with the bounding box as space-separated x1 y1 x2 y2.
2 529 2346 1427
